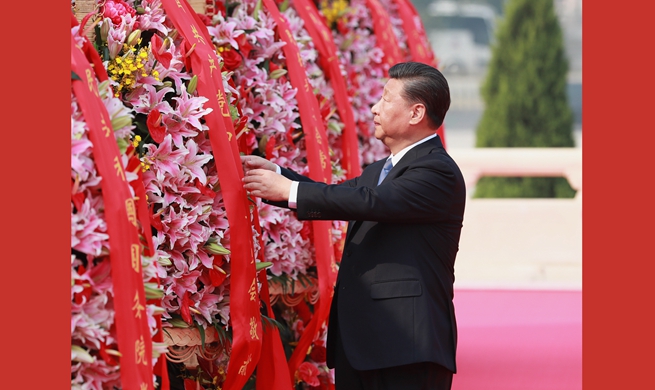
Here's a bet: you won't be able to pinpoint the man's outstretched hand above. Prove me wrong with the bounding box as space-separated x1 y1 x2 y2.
241 155 292 202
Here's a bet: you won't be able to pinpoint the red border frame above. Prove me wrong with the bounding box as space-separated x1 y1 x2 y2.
4 2 70 389
583 1 655 388
5 1 655 389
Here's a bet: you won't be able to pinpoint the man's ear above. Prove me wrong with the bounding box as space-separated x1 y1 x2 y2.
409 104 426 125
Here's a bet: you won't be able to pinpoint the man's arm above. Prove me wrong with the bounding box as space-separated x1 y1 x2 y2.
295 155 465 224
242 154 363 208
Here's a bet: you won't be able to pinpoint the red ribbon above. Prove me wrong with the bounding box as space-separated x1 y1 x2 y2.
390 0 437 67
159 1 263 388
128 163 170 390
365 0 405 72
292 0 361 179
255 208 294 389
261 0 339 383
72 31 154 390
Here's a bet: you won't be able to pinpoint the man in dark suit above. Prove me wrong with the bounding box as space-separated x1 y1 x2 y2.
243 62 465 390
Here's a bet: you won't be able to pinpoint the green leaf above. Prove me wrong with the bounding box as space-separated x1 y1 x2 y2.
261 314 285 331
71 71 82 81
168 317 191 328
196 323 206 353
213 322 233 345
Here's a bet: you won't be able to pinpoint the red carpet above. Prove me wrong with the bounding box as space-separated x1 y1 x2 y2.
452 289 581 390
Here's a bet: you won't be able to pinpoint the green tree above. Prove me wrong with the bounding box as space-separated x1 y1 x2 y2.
474 0 575 198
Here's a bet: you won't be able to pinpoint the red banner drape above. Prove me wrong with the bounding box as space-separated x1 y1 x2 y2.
292 0 361 179
261 0 339 384
159 1 263 388
390 0 437 67
128 164 170 390
72 32 155 390
389 0 447 148
255 212 294 389
365 0 404 72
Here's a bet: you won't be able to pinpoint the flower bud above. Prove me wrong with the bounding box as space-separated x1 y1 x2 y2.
205 242 231 255
185 43 197 57
71 346 95 364
144 283 164 300
127 29 142 47
111 115 132 130
104 349 122 357
157 256 172 266
255 261 273 271
186 75 198 95
100 18 111 42
161 37 172 53
269 69 288 79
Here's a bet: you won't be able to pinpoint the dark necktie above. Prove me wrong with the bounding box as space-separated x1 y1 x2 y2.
377 158 393 185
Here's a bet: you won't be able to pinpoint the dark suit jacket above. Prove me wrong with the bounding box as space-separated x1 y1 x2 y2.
277 136 465 373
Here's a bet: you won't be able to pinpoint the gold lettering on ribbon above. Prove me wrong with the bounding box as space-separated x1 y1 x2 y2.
285 29 294 42
227 132 233 141
86 69 98 97
126 199 138 228
133 292 145 319
100 116 111 137
131 243 141 273
113 156 126 181
238 354 252 376
249 317 260 340
331 259 338 274
140 384 148 390
297 52 304 67
319 150 328 170
208 55 218 76
191 24 206 45
304 79 311 93
175 0 186 12
314 127 323 145
248 278 257 302
216 90 231 117
315 131 323 145
322 29 331 42
135 336 147 365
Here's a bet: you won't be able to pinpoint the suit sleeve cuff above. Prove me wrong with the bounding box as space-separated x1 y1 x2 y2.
288 181 299 209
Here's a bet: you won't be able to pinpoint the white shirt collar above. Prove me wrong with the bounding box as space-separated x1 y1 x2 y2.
388 134 437 166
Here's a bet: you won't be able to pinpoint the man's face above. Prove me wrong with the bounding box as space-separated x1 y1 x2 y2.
371 78 412 148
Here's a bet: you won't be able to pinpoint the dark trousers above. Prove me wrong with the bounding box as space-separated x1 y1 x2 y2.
334 331 453 390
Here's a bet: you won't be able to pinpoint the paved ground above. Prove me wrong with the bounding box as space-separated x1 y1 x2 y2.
452 289 582 390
